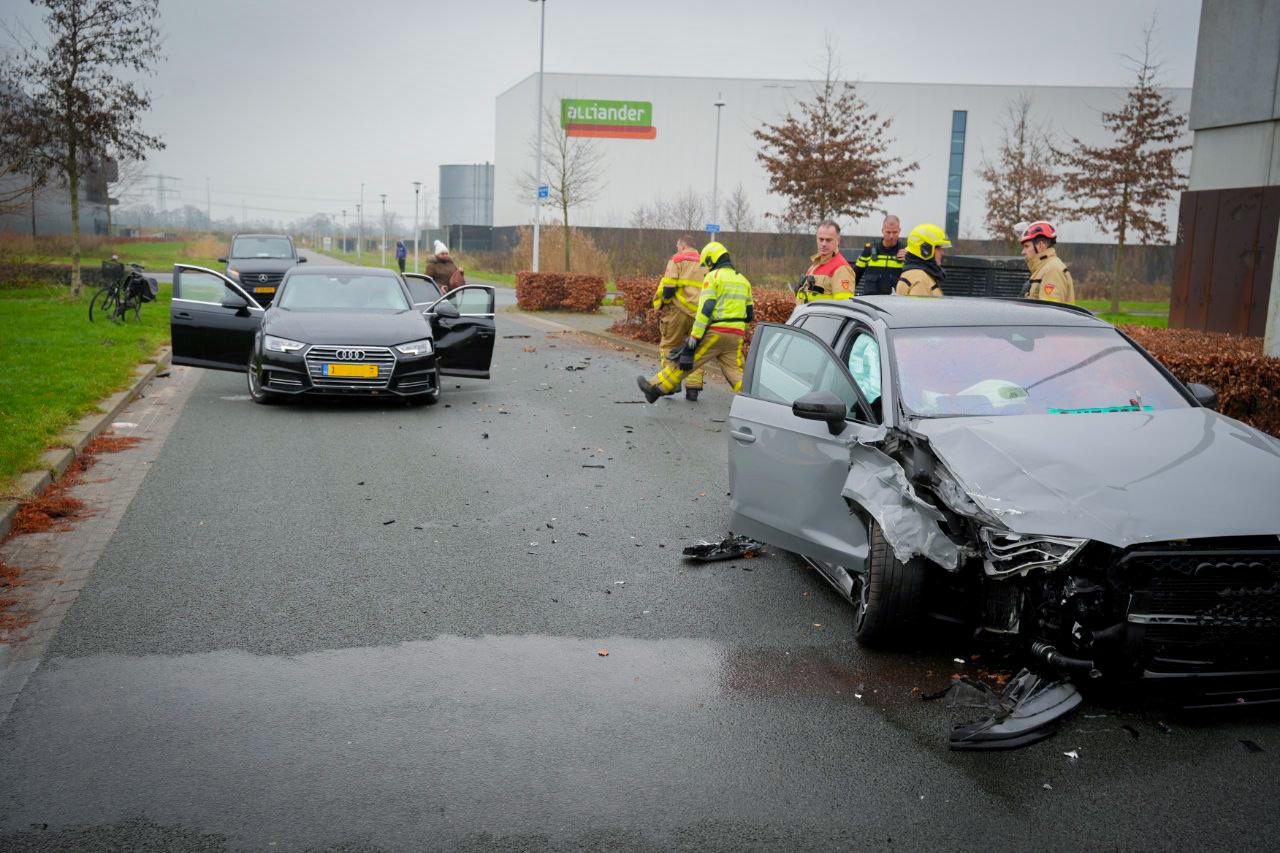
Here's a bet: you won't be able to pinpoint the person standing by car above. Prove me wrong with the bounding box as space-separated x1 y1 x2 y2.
395 240 407 273
894 223 950 297
426 241 465 294
637 241 753 402
650 236 708 401
795 220 856 304
1019 221 1075 304
853 214 907 295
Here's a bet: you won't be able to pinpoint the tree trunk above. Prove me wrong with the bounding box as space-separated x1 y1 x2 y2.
30 187 37 238
68 148 83 298
1111 183 1130 316
562 201 571 272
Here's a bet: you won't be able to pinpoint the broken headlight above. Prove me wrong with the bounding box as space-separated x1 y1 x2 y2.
980 528 1087 578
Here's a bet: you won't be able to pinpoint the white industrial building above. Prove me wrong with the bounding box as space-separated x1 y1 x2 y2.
494 72 1192 243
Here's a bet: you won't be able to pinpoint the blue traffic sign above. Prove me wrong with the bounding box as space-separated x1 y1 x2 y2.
705 223 721 233
538 185 549 199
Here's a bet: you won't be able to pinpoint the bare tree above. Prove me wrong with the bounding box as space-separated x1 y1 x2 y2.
670 188 706 230
1057 20 1189 314
723 183 755 233
0 0 165 296
518 107 607 271
978 95 1060 248
754 49 917 227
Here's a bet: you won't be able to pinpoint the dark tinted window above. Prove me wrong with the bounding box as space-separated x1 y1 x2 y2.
796 313 844 346
404 276 443 303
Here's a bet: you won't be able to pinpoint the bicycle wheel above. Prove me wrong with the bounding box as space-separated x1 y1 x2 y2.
89 287 117 323
120 291 143 322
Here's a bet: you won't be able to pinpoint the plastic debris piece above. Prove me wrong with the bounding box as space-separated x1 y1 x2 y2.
502 335 532 339
596 649 609 657
682 535 766 562
949 668 1083 751
1240 739 1264 753
1063 750 1079 760
111 421 138 428
1043 783 1053 790
382 520 395 526
583 464 606 469
1122 725 1141 740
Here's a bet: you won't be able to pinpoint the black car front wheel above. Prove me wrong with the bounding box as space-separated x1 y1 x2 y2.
247 362 280 405
852 519 927 648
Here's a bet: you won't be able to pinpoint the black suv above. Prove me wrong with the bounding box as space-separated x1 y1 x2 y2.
220 233 305 306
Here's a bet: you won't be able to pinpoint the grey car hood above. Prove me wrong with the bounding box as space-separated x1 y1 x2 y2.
265 309 431 346
912 408 1280 548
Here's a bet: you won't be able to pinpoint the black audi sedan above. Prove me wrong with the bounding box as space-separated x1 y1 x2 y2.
169 263 493 404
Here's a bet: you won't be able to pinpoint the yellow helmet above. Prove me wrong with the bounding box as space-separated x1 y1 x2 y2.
906 223 951 260
700 241 728 267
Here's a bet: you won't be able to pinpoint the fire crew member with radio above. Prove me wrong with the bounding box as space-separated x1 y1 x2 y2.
894 223 950 297
1019 221 1075 303
853 214 907 295
795 220 855 304
637 241 754 402
650 236 708 401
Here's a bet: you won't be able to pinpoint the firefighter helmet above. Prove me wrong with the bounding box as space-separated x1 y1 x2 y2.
1019 221 1057 244
906 223 951 260
699 241 728 267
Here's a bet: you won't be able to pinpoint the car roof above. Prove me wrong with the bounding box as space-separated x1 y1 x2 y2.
803 296 1109 329
231 233 293 239
284 265 398 277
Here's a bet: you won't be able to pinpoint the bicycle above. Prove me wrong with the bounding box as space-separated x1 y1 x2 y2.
89 259 157 323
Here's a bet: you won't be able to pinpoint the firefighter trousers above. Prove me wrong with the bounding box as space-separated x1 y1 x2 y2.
657 309 704 389
648 330 744 394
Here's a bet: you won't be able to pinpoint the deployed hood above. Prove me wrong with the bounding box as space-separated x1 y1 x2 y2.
264 309 432 346
913 408 1280 548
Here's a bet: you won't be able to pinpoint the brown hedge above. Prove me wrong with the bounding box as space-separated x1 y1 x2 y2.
1122 326 1280 436
515 272 565 311
561 273 606 312
609 277 800 348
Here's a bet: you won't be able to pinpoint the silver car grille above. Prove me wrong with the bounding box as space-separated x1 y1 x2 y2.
304 345 396 389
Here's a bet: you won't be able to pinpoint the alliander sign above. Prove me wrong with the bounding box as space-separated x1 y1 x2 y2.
560 99 656 140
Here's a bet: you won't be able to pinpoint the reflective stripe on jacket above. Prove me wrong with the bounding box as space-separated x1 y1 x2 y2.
798 252 855 303
1026 248 1075 304
853 240 905 295
692 266 753 338
651 250 707 316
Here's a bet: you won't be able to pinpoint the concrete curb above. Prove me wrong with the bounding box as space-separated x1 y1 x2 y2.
0 346 172 541
506 308 661 357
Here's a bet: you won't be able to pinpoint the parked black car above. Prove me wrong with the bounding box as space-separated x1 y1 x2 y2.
728 295 1280 700
220 233 305 306
169 264 494 404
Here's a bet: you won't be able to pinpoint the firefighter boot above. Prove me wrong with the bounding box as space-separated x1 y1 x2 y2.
636 375 663 404
685 387 700 401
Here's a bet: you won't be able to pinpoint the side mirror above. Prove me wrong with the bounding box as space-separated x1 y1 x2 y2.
296 256 307 264
428 300 461 320
1188 382 1217 409
221 292 250 314
217 256 228 264
792 389 848 436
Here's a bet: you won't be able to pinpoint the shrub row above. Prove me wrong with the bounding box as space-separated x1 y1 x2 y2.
0 262 111 289
608 276 798 348
1123 326 1280 436
514 271 606 313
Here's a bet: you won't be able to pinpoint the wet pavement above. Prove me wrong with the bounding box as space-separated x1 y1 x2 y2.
1 311 1279 851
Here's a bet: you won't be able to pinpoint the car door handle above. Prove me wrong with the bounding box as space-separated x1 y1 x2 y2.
175 311 192 319
730 428 755 444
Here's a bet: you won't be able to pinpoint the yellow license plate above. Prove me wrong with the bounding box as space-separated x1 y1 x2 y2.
254 286 276 293
324 363 378 378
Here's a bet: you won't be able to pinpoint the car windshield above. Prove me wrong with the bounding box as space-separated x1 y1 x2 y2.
277 274 410 311
231 237 294 259
892 325 1190 418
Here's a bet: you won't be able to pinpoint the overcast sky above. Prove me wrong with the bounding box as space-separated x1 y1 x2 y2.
5 0 1202 225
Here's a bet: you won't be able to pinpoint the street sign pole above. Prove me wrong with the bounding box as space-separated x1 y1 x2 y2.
531 0 547 273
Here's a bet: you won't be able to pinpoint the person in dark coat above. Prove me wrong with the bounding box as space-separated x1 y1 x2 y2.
425 241 464 293
395 240 407 273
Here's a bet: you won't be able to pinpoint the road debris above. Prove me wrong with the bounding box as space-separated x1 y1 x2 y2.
1063 749 1080 761
597 649 609 657
948 668 1082 751
502 335 531 339
583 464 606 469
682 535 766 562
1240 739 1264 753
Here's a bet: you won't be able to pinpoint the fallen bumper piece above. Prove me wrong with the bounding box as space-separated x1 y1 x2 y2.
948 668 1083 751
683 535 766 562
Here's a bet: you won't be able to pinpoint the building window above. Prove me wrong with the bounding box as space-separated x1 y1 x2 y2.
945 110 967 239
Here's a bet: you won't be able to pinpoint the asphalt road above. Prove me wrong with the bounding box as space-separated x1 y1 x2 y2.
2 302 1279 851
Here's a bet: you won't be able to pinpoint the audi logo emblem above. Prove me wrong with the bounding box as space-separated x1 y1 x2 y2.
258 274 269 282
335 349 366 360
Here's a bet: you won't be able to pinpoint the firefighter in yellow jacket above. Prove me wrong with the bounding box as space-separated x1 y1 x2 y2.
894 223 950 297
795 219 856 303
1019 221 1075 303
650 236 708 400
637 241 753 403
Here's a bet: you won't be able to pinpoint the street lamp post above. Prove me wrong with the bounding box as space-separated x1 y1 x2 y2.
380 193 387 266
412 181 422 273
712 94 725 230
358 182 365 258
341 209 347 253
529 0 546 273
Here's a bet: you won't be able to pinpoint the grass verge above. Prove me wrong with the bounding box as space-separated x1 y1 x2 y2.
0 285 171 494
12 239 222 274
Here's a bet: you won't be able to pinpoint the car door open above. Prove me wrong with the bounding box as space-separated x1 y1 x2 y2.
428 285 496 378
170 264 263 372
403 273 443 306
728 322 879 571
